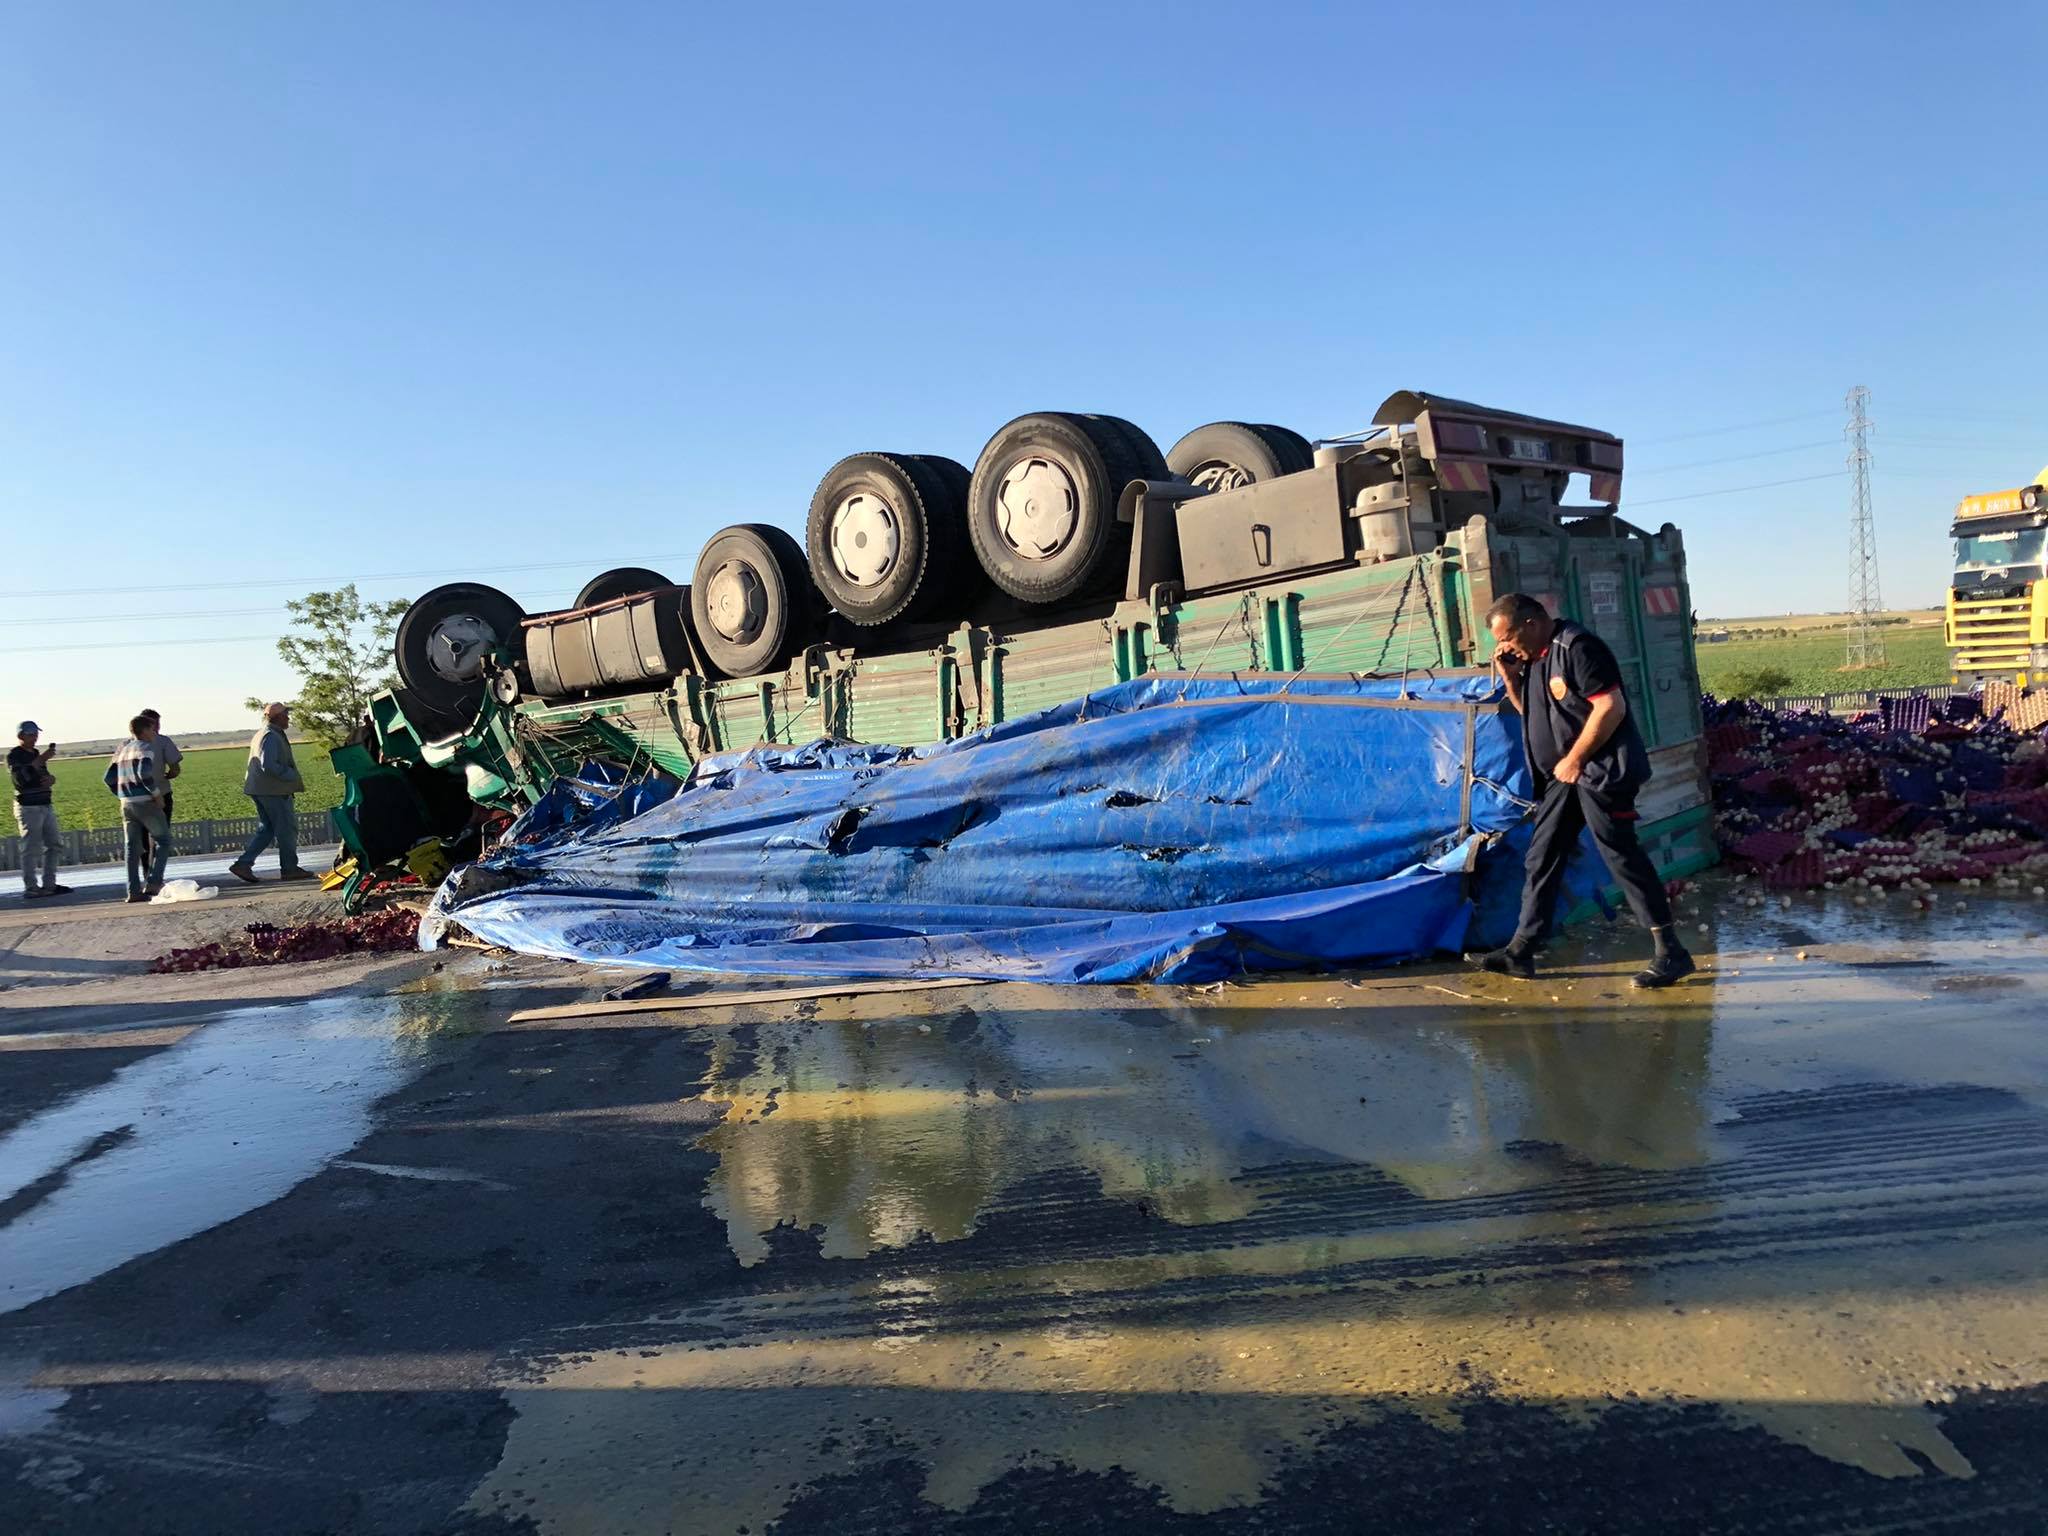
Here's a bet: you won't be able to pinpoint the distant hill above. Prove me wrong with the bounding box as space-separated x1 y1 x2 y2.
1695 607 1943 631
47 729 306 760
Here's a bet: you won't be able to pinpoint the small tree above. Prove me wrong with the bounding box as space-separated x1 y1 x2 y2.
248 585 412 748
1718 666 1794 700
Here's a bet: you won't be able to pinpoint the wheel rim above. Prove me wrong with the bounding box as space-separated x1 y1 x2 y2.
1187 458 1254 494
828 492 901 588
994 455 1080 560
425 613 499 685
704 559 767 644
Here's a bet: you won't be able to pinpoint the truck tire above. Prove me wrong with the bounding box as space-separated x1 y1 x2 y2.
394 582 526 727
967 412 1155 604
391 686 470 745
1087 414 1171 482
574 566 674 610
690 524 817 679
1167 421 1315 492
806 452 976 627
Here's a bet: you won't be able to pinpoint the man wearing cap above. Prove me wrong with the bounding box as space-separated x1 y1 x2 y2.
9 721 72 900
229 702 314 884
1470 592 1695 989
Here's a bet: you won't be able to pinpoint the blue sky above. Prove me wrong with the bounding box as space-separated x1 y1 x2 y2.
4 1 2044 739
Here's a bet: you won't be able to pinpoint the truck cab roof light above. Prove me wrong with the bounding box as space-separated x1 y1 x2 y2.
1957 488 2034 520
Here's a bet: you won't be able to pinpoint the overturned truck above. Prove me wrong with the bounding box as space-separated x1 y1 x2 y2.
334 391 1716 972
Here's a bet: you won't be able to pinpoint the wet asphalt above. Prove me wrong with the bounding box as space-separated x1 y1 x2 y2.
2 875 2047 1533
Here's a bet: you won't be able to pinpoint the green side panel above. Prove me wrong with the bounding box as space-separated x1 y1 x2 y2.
703 681 755 749
1147 555 1460 681
1288 556 1459 674
369 692 429 763
1566 536 1657 740
701 668 823 748
989 617 1117 724
841 648 943 746
1157 591 1267 674
1482 522 1706 754
770 670 829 745
1639 529 1705 750
1488 531 1576 634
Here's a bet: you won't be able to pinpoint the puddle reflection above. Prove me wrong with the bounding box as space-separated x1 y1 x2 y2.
0 991 481 1316
699 998 1717 1267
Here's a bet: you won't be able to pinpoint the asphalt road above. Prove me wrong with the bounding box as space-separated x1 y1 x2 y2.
2 874 2046 1533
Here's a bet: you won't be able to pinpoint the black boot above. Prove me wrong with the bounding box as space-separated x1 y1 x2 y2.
1632 928 1696 989
1470 944 1536 980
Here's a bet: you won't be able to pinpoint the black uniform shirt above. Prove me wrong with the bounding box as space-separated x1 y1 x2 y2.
1522 620 1651 795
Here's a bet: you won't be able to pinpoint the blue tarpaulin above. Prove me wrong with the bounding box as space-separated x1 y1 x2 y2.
424 675 1572 983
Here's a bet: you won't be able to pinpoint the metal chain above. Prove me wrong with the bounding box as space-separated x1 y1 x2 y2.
1276 565 1420 694
1174 595 1255 702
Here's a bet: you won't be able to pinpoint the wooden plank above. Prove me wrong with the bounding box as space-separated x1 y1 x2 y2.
505 976 980 1024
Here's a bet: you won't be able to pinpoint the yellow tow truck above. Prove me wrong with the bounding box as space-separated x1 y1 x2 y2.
1947 467 2048 684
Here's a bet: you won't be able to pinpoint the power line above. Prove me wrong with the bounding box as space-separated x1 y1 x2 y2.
0 552 700 602
1627 470 1846 507
0 633 281 657
1861 432 2023 448
0 605 284 629
1631 410 1839 446
1887 408 2045 428
1631 439 1838 477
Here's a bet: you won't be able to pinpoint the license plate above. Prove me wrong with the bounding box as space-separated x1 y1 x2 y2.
1504 436 1553 463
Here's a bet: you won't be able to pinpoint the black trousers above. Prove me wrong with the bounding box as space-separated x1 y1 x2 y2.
1513 777 1675 950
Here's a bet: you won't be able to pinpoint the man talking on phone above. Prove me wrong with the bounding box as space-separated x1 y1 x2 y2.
1471 593 1694 989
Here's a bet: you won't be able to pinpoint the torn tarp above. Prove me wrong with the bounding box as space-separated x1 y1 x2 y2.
423 675 1553 983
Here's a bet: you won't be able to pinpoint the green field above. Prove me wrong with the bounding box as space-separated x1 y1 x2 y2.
1694 624 1951 698
43 745 344 832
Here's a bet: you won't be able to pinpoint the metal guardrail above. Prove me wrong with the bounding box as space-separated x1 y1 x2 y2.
0 808 332 873
1745 684 1966 715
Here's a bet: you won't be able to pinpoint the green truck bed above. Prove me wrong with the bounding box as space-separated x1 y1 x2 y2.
350 507 1717 913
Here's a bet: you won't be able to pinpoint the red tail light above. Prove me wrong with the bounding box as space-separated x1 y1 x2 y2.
1433 420 1487 454
1579 439 1623 472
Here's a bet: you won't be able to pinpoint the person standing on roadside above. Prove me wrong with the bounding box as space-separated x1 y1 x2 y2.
229 701 314 884
9 721 72 901
1469 592 1695 990
136 708 181 867
103 714 172 903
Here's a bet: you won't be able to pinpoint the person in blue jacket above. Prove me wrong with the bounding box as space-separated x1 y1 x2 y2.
1470 592 1695 989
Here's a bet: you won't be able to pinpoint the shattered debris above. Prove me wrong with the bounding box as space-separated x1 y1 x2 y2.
1706 691 2048 892
149 909 421 973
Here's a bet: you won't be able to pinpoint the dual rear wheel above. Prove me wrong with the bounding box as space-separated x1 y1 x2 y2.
396 412 1311 717
805 411 1177 614
691 524 817 679
1165 420 1314 491
965 412 1168 605
805 452 975 628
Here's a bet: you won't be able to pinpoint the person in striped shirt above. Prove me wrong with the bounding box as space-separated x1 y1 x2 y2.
102 714 172 903
134 707 182 868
